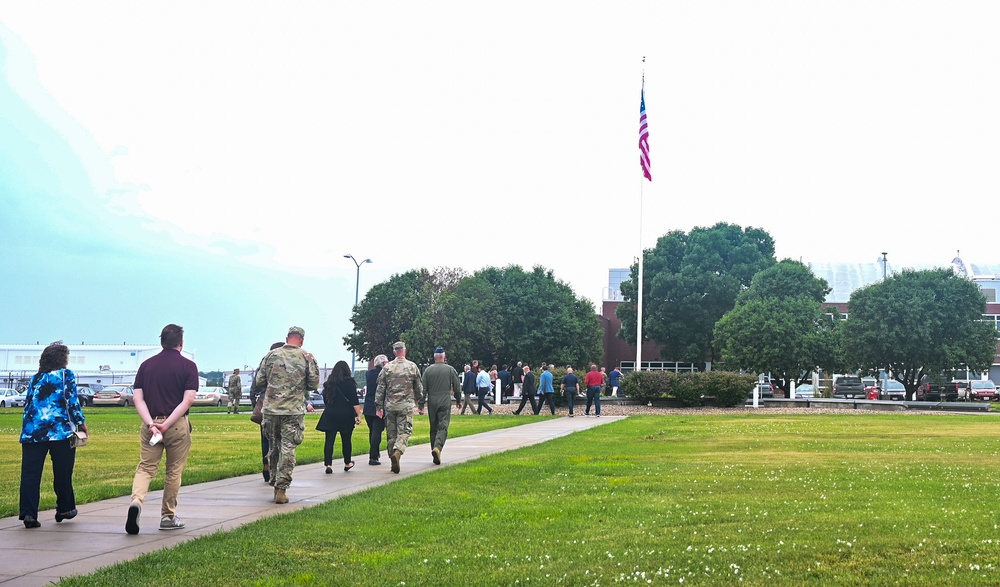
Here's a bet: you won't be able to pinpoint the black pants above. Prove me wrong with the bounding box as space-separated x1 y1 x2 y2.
324 426 354 466
260 427 269 464
20 439 76 520
565 389 576 414
586 385 602 415
365 415 385 461
534 392 555 415
513 393 538 415
476 387 493 414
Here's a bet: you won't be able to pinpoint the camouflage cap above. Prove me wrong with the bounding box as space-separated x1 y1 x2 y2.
288 326 305 337
392 341 406 350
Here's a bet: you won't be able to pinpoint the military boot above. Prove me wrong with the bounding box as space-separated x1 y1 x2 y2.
274 488 288 504
390 449 402 474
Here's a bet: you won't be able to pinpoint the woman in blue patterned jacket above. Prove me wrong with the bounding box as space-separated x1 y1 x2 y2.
19 343 88 529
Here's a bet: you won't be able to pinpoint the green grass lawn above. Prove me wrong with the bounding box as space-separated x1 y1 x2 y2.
49 412 1000 586
0 406 527 519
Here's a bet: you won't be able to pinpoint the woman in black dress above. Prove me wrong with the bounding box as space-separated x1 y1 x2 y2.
316 361 361 473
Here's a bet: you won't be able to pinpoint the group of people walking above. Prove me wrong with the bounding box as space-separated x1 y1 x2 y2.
17 326 620 533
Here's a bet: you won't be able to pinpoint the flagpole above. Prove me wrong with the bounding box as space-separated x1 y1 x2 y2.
636 177 644 372
635 58 648 373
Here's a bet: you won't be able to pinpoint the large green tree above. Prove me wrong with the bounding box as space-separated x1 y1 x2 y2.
617 222 776 368
840 268 997 395
344 265 603 370
343 269 437 364
474 265 603 368
714 260 838 395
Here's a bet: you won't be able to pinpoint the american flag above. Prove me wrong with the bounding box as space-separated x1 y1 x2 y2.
639 86 651 181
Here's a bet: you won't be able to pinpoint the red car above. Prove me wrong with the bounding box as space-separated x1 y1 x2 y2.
969 380 999 401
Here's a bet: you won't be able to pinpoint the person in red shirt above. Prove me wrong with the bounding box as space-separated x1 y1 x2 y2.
583 364 604 417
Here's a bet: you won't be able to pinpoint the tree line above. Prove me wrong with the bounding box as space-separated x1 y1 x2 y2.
345 223 996 398
616 222 996 397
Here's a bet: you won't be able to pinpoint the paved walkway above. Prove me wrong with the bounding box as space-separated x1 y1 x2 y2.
0 415 623 586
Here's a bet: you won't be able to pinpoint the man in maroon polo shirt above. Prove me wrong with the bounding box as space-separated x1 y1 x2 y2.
125 323 199 535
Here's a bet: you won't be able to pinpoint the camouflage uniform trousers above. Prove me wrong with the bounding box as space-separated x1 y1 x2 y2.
261 414 305 490
427 402 452 452
384 408 413 455
228 391 242 413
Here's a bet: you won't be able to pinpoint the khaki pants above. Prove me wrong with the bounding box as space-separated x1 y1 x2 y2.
131 416 192 518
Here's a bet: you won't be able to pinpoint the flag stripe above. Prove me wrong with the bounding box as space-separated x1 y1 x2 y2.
639 87 651 182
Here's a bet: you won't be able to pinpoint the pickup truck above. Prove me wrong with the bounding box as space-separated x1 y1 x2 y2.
916 379 970 402
832 375 866 399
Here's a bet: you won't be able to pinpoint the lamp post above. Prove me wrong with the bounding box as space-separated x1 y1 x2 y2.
881 252 888 279
344 254 372 375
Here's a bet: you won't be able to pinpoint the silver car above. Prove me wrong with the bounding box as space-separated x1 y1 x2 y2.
93 384 135 407
0 388 27 408
192 387 229 407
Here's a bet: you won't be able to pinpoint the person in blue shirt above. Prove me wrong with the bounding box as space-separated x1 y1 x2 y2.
19 342 88 529
534 363 556 415
560 366 579 416
475 363 494 414
609 367 623 397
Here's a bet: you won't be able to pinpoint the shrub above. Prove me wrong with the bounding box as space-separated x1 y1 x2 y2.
621 370 673 401
702 371 757 407
620 370 758 407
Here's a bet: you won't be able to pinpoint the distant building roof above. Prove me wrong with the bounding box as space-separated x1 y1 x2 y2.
808 258 1000 303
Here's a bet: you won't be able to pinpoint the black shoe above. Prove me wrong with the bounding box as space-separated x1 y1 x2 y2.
369 459 381 465
325 466 333 474
55 508 77 523
23 515 40 529
344 461 355 472
262 467 270 483
125 500 141 535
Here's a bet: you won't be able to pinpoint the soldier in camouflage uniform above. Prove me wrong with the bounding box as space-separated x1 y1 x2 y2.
255 326 319 504
226 368 242 414
419 346 462 465
375 341 425 474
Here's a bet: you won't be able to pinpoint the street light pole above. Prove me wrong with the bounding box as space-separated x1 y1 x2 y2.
344 254 372 375
881 252 888 279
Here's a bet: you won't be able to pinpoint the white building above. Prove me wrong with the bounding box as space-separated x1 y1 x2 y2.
0 343 196 388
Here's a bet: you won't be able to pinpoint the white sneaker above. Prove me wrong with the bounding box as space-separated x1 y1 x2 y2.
159 515 185 530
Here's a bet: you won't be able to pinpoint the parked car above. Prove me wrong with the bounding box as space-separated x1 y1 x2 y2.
794 384 815 399
0 387 27 408
240 386 253 406
193 387 229 407
832 376 866 399
76 383 104 407
748 380 775 400
880 380 907 401
969 380 999 402
862 377 880 396
93 384 135 407
308 390 325 409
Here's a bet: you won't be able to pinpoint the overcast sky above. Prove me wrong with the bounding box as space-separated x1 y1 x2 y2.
2 2 998 370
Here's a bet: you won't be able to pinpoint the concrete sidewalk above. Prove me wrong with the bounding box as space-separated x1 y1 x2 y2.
0 415 623 586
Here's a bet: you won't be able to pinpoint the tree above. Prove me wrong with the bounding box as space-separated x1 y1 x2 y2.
344 265 603 371
617 222 776 368
475 265 603 368
714 260 838 395
343 269 436 363
840 268 997 395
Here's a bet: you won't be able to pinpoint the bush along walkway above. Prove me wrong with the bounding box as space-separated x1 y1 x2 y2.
0 415 622 586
